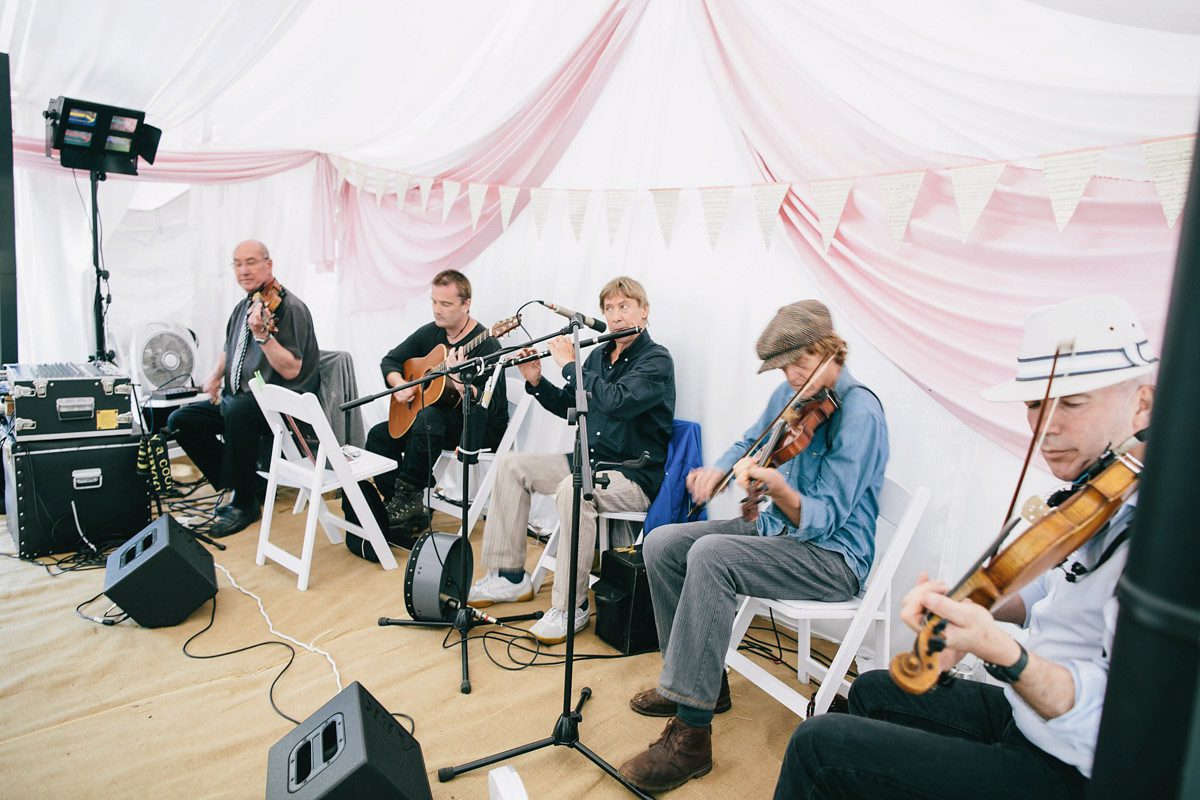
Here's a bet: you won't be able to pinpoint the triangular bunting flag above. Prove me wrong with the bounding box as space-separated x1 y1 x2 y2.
876 170 925 244
949 162 1006 243
1142 135 1195 228
417 177 434 214
529 187 553 238
441 180 461 224
810 178 853 252
1040 148 1102 232
467 183 488 230
752 183 790 248
498 185 520 231
566 189 590 242
604 190 632 244
365 170 384 206
699 186 733 249
651 189 680 249
395 173 413 211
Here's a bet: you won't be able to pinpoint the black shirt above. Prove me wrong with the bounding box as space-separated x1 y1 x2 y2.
526 330 675 499
380 320 509 448
223 286 319 395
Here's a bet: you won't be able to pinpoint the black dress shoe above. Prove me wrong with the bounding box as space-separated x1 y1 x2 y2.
209 506 261 538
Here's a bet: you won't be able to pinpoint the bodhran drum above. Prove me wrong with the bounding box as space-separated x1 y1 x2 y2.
403 531 473 622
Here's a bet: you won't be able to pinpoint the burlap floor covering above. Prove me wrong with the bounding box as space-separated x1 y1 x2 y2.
0 481 810 799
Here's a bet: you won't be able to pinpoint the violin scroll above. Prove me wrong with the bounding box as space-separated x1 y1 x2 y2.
252 279 285 335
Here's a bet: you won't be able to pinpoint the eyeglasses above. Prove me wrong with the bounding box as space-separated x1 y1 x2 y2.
232 257 268 268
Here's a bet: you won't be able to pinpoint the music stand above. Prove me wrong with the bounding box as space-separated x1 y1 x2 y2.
436 317 652 799
374 354 541 693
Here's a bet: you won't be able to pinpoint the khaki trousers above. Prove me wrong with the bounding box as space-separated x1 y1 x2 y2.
480 452 649 610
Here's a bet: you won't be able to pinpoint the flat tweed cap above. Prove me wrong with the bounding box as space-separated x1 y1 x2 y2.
756 300 834 373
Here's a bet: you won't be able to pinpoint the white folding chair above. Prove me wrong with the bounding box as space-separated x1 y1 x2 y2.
530 510 642 593
528 418 703 593
427 377 535 535
249 377 399 590
724 478 930 717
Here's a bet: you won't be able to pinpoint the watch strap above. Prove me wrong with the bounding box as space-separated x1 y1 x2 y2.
984 644 1029 684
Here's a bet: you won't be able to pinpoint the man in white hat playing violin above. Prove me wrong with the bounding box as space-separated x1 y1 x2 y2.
774 294 1156 800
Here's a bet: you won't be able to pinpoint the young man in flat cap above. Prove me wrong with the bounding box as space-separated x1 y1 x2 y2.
773 294 1156 800
618 300 889 793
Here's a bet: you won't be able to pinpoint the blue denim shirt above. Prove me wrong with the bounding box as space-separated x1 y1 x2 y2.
714 367 888 585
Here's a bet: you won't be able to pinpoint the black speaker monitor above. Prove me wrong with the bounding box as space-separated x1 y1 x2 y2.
102 514 217 627
266 682 433 800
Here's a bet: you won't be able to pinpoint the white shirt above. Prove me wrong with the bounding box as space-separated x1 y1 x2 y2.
1010 497 1136 778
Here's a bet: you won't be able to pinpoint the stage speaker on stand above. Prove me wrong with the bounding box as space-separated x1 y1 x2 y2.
103 514 217 627
267 682 433 800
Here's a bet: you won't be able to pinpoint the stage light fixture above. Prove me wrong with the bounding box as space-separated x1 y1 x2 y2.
40 96 163 362
43 96 161 176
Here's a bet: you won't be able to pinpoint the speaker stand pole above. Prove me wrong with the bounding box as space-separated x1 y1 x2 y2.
437 318 652 799
378 358 539 694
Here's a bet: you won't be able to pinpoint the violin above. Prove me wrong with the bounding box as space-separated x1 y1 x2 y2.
251 279 285 335
741 388 840 520
688 351 840 520
888 430 1146 694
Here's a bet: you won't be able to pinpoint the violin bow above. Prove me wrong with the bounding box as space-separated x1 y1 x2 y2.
961 337 1078 580
688 350 838 518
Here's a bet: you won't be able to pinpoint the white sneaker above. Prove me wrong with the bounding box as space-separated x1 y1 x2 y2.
468 570 534 608
529 605 590 645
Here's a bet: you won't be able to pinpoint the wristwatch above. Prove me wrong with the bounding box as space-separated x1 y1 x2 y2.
984 644 1029 684
253 330 273 344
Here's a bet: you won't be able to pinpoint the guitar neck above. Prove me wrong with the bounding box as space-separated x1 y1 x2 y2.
435 324 491 370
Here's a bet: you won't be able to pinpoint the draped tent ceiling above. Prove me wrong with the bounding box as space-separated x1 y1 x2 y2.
5 0 1199 581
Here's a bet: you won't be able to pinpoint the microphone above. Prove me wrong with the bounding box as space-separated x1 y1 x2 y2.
538 300 606 332
480 363 503 409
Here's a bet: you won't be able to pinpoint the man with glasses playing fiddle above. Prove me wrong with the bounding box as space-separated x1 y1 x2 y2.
169 239 319 538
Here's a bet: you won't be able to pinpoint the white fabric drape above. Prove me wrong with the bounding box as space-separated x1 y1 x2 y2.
6 0 1199 600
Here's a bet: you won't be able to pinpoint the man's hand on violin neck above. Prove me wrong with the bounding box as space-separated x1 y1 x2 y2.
911 589 1018 667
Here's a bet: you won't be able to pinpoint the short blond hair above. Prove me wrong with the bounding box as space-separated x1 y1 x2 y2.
598 276 648 309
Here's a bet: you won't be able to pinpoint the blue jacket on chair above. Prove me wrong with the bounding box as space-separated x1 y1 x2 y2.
643 419 705 534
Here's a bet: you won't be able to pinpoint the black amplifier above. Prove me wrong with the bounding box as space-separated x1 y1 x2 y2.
1 362 134 441
594 544 660 655
3 433 151 558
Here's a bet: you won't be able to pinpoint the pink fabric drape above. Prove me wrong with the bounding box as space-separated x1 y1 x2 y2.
16 136 341 272
690 1 1178 454
334 0 651 312
12 136 319 182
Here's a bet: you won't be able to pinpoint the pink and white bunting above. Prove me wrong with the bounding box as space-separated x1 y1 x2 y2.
1143 135 1196 228
1040 148 1103 232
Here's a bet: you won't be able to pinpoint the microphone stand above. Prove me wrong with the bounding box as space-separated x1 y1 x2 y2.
437 316 652 799
371 352 541 694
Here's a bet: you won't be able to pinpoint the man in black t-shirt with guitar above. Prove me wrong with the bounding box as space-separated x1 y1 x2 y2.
364 270 512 537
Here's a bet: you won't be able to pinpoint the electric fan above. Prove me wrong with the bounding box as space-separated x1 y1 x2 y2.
128 322 200 398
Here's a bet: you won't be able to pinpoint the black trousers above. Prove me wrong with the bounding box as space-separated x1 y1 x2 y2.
168 394 269 509
365 404 464 498
773 670 1087 800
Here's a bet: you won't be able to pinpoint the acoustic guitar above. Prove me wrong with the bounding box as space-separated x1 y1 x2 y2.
387 316 520 438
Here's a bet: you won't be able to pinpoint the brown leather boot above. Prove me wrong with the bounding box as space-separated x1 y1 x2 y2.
618 718 713 792
630 671 731 717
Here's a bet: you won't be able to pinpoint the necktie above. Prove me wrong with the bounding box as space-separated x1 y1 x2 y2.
229 312 251 394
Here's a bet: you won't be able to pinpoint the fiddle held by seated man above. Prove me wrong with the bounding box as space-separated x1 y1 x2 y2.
773 294 1157 800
